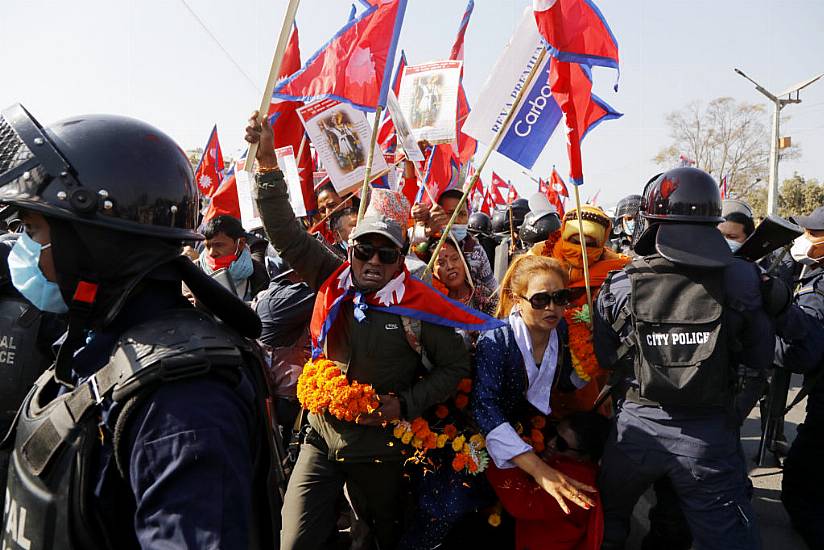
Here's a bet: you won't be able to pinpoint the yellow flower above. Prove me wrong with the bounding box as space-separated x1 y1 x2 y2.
412 437 423 449
401 431 413 445
451 435 466 452
469 434 485 450
436 434 449 448
488 513 501 527
393 424 406 439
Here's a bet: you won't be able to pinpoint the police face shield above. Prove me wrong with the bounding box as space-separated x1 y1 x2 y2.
0 104 83 218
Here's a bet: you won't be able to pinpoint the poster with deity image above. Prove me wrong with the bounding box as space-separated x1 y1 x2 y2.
397 60 462 144
298 99 388 195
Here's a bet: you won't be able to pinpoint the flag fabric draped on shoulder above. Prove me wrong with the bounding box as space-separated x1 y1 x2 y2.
268 23 317 214
309 262 505 357
272 0 408 111
194 125 224 199
533 0 619 70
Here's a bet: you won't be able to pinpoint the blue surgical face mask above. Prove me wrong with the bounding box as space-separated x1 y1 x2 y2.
228 246 254 282
623 219 635 235
8 232 69 313
725 238 743 253
450 224 468 242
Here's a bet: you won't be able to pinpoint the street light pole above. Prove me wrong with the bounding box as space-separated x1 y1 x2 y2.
767 99 781 215
734 68 823 215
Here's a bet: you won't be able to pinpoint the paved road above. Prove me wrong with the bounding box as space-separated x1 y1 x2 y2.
627 374 809 549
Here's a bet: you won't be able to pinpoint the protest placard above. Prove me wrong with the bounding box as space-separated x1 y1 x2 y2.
397 60 463 144
298 99 387 195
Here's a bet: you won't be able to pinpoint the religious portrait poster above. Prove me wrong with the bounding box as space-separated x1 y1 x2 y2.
298 99 388 195
397 60 463 144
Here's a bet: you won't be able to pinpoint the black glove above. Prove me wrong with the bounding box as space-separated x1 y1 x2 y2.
761 275 792 317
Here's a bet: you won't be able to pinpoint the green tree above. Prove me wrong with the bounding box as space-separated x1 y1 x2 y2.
745 172 824 219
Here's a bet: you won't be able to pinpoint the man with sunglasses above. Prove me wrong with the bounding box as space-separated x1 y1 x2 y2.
245 114 489 550
593 168 774 550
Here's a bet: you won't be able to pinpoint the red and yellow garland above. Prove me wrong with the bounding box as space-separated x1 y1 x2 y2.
296 358 379 422
563 305 601 382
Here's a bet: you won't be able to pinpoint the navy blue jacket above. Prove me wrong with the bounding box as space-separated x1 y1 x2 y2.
593 256 775 458
73 281 258 549
473 320 574 436
776 265 824 423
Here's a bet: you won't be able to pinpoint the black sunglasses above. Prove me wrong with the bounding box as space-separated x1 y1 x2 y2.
352 243 401 264
520 289 571 309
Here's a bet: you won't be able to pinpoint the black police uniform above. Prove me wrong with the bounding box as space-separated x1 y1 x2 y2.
0 105 277 549
773 210 824 547
0 236 65 513
593 168 771 550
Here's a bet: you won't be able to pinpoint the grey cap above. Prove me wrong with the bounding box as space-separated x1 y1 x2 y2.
793 205 824 231
722 199 753 219
349 215 405 248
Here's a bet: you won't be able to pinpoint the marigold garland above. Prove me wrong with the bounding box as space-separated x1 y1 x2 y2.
563 305 601 382
390 378 488 475
296 358 379 422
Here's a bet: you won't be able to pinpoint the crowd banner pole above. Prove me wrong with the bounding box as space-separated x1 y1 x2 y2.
424 48 547 276
296 133 308 163
411 159 438 205
357 105 384 222
572 184 594 321
246 0 302 173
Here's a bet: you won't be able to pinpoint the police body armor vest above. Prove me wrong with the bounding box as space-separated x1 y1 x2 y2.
2 308 276 550
624 255 731 407
0 296 50 433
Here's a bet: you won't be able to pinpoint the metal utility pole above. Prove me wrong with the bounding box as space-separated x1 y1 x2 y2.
734 68 824 215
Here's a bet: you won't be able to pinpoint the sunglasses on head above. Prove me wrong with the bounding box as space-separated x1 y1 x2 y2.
352 242 401 264
520 289 571 309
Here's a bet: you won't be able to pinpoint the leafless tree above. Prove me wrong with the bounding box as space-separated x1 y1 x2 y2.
654 97 799 197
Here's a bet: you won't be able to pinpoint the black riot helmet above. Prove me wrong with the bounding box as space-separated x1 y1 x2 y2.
510 198 530 229
491 209 509 235
468 211 492 236
0 104 200 241
641 167 724 224
636 167 731 268
519 210 561 246
615 194 641 219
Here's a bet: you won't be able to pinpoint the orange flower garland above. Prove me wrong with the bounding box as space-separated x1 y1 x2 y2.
296 358 379 422
390 378 488 475
563 305 601 382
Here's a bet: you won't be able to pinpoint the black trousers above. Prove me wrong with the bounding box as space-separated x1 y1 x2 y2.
280 441 405 550
782 421 824 548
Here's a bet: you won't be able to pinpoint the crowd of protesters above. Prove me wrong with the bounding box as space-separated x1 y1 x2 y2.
0 106 822 550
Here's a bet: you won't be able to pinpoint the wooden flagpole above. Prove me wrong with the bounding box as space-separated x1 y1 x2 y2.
356 106 384 222
572 184 594 321
246 0 302 173
424 48 547 276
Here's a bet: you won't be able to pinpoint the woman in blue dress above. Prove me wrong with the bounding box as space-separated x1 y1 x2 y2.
474 254 597 515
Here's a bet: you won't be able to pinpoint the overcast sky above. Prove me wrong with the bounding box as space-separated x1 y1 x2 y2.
2 0 823 207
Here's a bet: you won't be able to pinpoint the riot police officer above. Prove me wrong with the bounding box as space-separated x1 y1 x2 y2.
594 167 773 549
0 234 66 512
0 105 277 549
467 211 497 265
609 194 641 254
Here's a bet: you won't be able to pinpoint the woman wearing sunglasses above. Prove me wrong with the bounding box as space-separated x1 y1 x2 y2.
473 254 598 517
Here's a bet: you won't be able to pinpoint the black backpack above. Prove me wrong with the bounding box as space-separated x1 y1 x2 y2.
621 255 732 407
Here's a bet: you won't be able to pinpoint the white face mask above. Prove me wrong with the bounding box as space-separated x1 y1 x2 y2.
725 238 743 253
790 235 818 266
